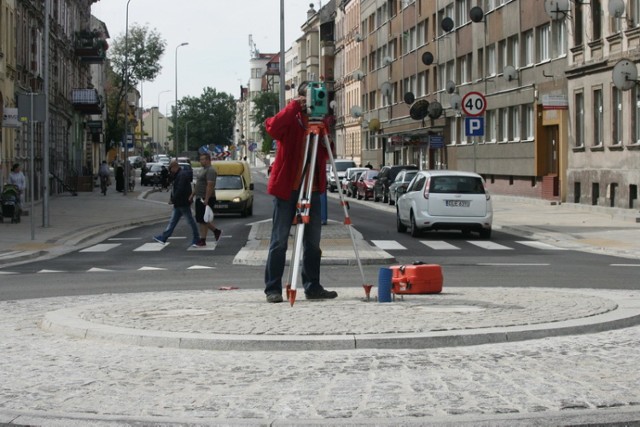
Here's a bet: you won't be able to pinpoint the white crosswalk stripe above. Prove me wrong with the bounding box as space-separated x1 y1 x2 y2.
134 242 168 252
80 243 122 253
467 241 513 250
421 241 460 250
371 240 407 250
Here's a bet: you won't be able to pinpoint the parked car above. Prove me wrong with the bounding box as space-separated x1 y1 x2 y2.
343 170 365 198
326 159 356 192
340 167 368 197
388 169 419 206
141 163 163 186
373 164 418 203
396 170 493 238
128 155 144 169
356 169 379 200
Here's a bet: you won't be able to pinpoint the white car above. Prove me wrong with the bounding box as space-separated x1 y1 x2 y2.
396 170 493 239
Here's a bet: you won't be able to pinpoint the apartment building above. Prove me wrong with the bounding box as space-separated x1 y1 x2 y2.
566 0 640 209
0 0 17 186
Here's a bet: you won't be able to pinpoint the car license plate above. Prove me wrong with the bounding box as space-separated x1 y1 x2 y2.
214 204 227 209
445 200 470 207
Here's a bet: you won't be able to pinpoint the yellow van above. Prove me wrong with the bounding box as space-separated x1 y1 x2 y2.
211 160 254 217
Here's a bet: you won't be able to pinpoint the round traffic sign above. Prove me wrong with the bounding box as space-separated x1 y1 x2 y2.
461 91 487 116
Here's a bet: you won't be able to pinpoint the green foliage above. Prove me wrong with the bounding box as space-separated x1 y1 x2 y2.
251 91 279 151
171 87 236 152
104 24 166 153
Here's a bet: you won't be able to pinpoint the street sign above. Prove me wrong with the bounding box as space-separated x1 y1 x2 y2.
429 135 445 148
462 91 487 117
465 117 484 136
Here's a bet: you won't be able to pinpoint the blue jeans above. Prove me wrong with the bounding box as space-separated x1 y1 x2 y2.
264 190 322 296
159 205 200 244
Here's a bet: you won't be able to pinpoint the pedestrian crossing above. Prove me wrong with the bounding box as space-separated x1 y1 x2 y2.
78 237 220 253
371 239 568 252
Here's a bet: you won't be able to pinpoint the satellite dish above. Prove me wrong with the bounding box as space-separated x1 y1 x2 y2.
427 101 443 119
353 70 365 81
469 6 484 23
383 56 393 66
544 0 569 21
445 80 456 94
612 59 638 91
329 100 337 110
355 33 363 42
503 65 518 82
421 51 434 66
441 17 454 32
380 81 392 97
450 93 462 111
409 100 430 121
609 0 625 18
369 118 381 132
285 84 291 90
404 92 415 105
350 105 363 118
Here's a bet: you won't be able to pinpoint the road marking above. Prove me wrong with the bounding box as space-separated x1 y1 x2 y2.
371 240 407 250
108 237 141 241
516 241 566 250
468 241 513 250
0 271 18 275
87 267 114 272
134 243 168 252
138 266 168 271
187 244 217 251
37 269 65 273
421 241 460 250
187 265 216 270
610 264 640 267
80 243 122 253
477 263 550 266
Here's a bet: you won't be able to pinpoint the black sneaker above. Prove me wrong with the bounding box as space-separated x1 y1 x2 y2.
213 228 222 242
305 289 338 300
266 293 284 303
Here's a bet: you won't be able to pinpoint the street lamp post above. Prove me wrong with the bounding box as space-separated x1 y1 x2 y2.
123 0 134 196
155 90 171 157
174 42 189 155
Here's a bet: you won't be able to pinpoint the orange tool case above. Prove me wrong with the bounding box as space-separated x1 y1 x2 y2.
389 262 443 294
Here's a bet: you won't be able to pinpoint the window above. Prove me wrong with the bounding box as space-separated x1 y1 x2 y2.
593 88 603 146
612 87 623 145
510 106 520 141
522 30 534 66
575 92 584 147
499 108 509 142
552 18 567 57
634 86 640 144
487 44 496 76
457 54 470 84
456 0 469 27
592 0 602 41
486 110 497 142
498 40 507 72
522 104 534 140
575 4 584 46
536 24 550 62
417 71 426 97
632 0 640 27
507 35 519 69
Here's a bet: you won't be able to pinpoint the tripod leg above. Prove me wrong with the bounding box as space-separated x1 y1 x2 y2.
288 132 320 306
323 134 371 300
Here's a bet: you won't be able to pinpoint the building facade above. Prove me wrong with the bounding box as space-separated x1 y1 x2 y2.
0 0 17 187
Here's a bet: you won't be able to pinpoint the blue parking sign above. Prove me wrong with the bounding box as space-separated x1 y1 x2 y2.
465 117 484 136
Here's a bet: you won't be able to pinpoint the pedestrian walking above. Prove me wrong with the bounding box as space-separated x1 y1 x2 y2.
8 163 26 206
153 160 201 247
193 152 222 246
98 161 110 195
115 162 124 192
262 81 338 303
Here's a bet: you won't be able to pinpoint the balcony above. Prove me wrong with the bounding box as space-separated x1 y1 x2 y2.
74 30 108 63
72 88 103 114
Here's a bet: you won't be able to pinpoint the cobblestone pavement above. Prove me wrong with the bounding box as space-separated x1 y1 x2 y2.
2 288 640 426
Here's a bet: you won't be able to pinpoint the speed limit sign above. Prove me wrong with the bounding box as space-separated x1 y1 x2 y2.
462 91 487 116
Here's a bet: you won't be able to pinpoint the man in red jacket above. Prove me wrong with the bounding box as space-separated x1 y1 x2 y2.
263 82 338 303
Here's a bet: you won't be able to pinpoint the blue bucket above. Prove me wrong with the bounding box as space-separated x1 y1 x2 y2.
378 267 393 303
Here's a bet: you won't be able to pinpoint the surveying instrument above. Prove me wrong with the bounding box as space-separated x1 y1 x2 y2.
285 81 371 306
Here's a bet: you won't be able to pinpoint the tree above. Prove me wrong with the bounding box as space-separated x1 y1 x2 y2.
104 24 166 152
250 91 279 153
173 88 236 152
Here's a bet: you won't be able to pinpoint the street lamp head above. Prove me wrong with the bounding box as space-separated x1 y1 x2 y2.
179 42 189 48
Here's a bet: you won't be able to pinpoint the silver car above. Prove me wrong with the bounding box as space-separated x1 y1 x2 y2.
396 170 493 239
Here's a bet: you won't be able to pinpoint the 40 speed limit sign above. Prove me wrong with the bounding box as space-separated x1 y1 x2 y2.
462 92 487 116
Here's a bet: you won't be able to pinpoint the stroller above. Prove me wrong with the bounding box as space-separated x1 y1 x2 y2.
0 184 21 223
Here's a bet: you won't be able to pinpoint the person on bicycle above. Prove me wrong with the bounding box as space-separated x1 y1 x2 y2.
98 161 110 196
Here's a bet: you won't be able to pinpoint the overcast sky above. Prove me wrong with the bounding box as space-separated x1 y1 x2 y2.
91 1 317 110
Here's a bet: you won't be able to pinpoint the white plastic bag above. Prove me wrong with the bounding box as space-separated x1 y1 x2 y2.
204 205 214 223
